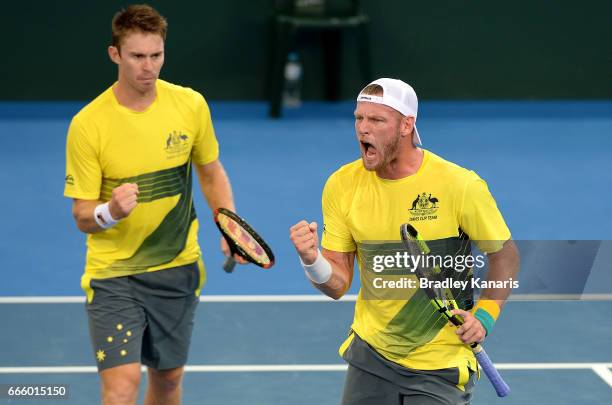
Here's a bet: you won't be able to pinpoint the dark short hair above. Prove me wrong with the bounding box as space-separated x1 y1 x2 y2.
112 4 167 50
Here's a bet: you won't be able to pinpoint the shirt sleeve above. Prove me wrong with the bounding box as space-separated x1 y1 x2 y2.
320 172 356 252
458 172 511 253
191 93 219 165
64 116 102 200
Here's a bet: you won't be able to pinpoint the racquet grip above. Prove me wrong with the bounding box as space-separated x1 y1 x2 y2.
223 257 237 273
473 345 510 397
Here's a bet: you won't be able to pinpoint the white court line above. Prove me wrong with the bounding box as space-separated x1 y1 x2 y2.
2 364 611 387
202 295 357 302
495 363 612 370
1 362 610 373
591 365 612 388
510 294 612 301
1 294 612 304
0 296 85 304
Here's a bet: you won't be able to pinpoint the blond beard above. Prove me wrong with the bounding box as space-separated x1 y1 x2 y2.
362 132 402 172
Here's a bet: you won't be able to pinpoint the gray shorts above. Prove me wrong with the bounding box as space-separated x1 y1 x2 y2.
341 333 476 405
85 262 201 371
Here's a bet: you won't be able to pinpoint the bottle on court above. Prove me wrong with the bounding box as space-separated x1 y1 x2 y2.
283 52 302 108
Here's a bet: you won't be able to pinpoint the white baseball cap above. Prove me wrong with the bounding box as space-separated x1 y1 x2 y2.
356 78 422 146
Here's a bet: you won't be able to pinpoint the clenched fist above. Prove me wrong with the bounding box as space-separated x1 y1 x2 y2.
289 220 319 264
108 183 139 220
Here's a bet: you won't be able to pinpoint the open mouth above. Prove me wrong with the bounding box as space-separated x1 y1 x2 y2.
361 141 376 158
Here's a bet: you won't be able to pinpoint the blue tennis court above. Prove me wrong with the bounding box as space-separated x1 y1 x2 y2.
1 101 611 404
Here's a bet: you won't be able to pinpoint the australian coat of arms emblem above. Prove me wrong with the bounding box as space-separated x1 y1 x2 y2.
409 192 439 221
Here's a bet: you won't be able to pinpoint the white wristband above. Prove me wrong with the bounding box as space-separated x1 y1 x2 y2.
93 202 119 229
300 250 332 284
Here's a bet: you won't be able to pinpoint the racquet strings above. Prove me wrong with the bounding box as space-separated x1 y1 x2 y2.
217 211 272 266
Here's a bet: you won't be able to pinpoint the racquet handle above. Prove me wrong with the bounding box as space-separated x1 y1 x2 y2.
472 345 510 397
223 257 237 273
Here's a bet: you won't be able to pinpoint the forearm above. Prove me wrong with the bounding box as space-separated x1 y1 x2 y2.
71 183 138 234
196 161 235 212
481 239 520 308
306 249 354 300
311 268 351 300
72 200 105 234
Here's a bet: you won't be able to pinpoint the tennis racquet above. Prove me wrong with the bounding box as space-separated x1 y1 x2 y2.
400 223 510 397
214 208 275 273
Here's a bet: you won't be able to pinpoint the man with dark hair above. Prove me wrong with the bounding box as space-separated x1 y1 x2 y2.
290 78 519 404
64 4 243 404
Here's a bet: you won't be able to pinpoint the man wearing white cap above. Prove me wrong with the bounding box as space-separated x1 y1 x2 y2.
290 78 519 404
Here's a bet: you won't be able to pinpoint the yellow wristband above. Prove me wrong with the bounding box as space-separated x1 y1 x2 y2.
472 300 501 336
473 299 501 321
